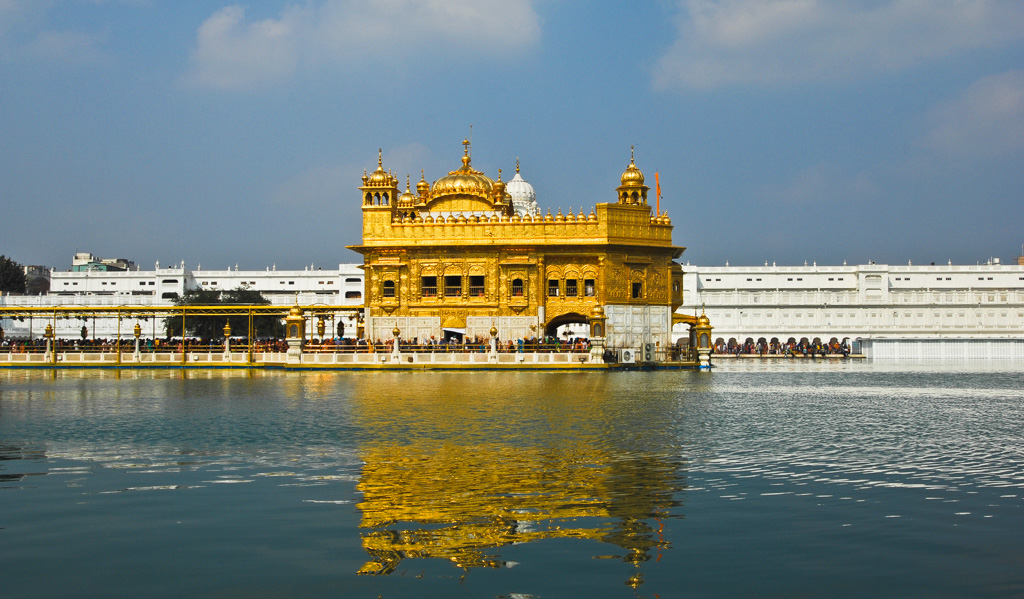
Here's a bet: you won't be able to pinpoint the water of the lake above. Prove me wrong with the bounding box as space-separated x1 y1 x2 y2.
2 362 1023 598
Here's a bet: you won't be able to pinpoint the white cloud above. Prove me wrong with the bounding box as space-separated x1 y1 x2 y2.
186 5 306 89
27 29 108 63
654 0 1024 90
765 162 876 205
922 70 1024 158
186 0 541 90
0 0 117 64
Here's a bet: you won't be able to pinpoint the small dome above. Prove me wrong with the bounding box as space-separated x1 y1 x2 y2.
620 148 645 187
398 175 417 206
416 170 430 196
591 305 606 318
506 158 539 217
697 312 710 326
366 149 395 187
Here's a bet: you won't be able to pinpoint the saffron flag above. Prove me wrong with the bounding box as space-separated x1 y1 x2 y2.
655 172 661 215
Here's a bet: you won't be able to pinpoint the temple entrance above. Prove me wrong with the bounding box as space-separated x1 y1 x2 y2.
544 312 589 339
442 328 465 343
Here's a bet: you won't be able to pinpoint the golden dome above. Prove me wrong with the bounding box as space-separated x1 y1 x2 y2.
431 141 494 200
416 170 430 196
398 175 417 206
366 149 396 187
620 146 644 187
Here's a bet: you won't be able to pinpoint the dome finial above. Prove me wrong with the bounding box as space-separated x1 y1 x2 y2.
630 145 635 164
516 157 520 173
378 148 383 168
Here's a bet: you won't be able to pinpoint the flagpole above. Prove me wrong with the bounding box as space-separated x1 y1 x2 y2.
655 172 661 216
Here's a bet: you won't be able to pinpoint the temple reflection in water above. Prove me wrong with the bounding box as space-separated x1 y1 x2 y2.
350 373 687 587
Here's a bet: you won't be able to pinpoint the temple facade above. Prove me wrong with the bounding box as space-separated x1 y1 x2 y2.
348 141 688 351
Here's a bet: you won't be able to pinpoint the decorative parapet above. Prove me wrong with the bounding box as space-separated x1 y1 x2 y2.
363 204 675 247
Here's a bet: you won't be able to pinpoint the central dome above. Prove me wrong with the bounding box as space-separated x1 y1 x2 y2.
431 142 494 200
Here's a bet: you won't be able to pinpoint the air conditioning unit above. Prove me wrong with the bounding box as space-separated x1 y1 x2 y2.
620 349 635 364
643 343 654 362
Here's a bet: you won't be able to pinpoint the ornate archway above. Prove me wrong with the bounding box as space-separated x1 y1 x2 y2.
544 311 589 338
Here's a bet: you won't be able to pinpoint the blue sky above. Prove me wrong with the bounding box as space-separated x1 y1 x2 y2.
2 0 1022 271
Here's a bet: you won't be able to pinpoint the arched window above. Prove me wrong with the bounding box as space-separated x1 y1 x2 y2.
374 192 381 205
511 278 524 297
382 280 396 298
381 192 389 205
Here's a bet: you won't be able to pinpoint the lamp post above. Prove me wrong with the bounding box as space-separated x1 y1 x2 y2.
223 320 232 357
285 305 305 364
488 323 498 362
44 323 54 363
134 322 142 361
391 326 401 359
588 305 607 364
694 308 713 371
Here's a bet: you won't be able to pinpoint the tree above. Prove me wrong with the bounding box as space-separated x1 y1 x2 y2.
165 287 285 340
26 275 51 295
0 255 26 294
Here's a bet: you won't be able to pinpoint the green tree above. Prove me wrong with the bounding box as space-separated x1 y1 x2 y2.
26 274 51 295
165 287 285 340
0 255 27 294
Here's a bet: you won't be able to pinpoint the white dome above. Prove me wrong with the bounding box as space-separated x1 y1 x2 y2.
506 167 539 217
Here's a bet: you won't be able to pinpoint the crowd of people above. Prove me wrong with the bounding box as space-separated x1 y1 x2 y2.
712 338 851 357
0 336 286 353
0 335 594 354
307 335 593 353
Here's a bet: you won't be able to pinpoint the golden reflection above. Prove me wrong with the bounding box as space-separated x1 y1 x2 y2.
351 373 685 586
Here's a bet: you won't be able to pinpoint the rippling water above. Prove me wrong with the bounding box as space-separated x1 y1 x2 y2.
2 363 1023 598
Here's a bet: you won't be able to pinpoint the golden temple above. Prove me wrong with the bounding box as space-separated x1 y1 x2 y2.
349 141 704 356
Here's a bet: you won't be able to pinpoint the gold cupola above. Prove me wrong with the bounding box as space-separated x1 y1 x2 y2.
398 175 417 207
361 149 400 209
366 149 395 187
430 140 495 202
416 169 430 200
616 145 649 206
